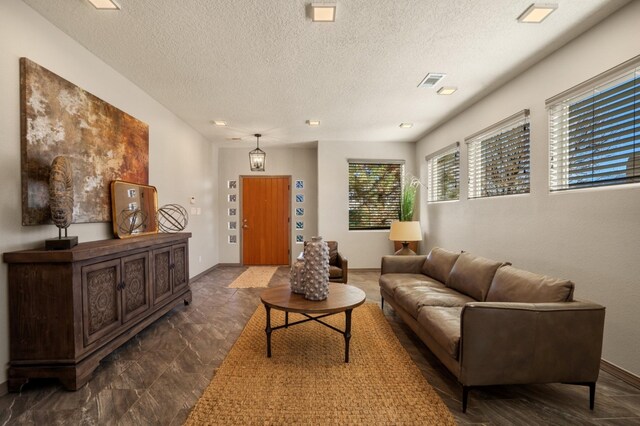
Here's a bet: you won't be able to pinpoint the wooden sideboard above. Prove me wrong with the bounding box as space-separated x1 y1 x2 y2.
3 232 192 391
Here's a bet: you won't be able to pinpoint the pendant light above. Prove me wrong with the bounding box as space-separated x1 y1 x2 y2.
249 133 266 172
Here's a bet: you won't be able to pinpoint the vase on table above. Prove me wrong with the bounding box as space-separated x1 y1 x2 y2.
290 256 306 294
303 236 330 301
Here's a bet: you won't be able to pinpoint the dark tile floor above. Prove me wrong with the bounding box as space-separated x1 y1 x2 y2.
1 266 639 425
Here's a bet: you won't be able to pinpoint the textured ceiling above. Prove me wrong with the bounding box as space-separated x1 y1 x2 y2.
23 0 629 147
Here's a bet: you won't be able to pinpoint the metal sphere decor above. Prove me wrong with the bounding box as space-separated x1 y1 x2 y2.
118 208 149 236
157 204 189 233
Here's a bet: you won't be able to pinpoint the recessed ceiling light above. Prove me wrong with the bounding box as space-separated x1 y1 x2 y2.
517 3 557 23
399 123 413 128
437 87 457 95
307 120 320 127
213 120 227 126
311 3 336 22
88 0 120 10
418 73 446 88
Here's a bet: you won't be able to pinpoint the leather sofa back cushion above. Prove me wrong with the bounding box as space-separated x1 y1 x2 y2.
446 252 503 301
421 247 460 283
327 241 338 265
486 265 575 303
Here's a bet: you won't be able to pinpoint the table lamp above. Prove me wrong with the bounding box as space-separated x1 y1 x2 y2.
389 221 422 255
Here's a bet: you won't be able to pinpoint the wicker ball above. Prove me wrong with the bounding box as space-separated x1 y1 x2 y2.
157 204 189 233
118 209 148 235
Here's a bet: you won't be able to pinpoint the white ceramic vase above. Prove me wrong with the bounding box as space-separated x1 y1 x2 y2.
290 256 306 294
303 236 330 301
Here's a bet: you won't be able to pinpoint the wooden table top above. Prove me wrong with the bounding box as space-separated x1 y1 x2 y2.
260 284 366 314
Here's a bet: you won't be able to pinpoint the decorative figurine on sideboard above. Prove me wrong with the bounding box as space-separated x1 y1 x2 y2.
45 156 78 250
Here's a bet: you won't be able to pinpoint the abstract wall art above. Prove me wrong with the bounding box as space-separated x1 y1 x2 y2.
20 58 149 225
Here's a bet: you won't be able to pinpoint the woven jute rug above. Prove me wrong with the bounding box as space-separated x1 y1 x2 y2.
185 303 456 425
227 266 278 288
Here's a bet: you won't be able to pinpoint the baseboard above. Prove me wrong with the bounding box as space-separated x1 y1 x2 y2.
351 268 381 272
190 264 220 282
601 359 640 390
0 380 7 397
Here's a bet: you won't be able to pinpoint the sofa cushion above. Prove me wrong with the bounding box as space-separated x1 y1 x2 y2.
486 265 575 303
327 241 338 265
446 252 504 301
394 286 473 318
417 307 462 360
329 265 342 279
379 274 444 296
421 247 460 283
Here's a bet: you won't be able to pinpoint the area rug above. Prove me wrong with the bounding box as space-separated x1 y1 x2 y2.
184 303 456 425
227 266 278 288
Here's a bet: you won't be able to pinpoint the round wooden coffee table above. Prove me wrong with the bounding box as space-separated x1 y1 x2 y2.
260 283 366 362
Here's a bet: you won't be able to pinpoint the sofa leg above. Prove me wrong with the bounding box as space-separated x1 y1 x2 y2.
381 296 384 310
462 386 470 413
564 382 596 410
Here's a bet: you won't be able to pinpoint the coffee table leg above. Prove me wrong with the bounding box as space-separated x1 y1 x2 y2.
265 305 272 358
344 309 353 363
285 311 289 328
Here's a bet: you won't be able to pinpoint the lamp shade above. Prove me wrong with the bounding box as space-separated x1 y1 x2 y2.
388 221 422 242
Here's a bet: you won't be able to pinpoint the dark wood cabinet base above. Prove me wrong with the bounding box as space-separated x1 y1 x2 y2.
3 233 192 392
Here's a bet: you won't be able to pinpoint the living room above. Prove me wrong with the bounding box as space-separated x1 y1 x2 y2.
1 0 639 424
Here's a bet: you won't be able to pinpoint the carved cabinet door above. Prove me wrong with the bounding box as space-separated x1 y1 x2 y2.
82 259 122 346
152 247 173 305
121 252 150 324
172 243 188 294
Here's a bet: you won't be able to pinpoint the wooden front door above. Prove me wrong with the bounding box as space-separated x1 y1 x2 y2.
241 176 290 265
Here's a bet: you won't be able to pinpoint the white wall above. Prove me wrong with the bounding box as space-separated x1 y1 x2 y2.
218 147 318 264
0 0 218 386
417 1 640 376
318 141 417 268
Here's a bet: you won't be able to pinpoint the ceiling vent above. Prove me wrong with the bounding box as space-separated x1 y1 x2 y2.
418 73 446 88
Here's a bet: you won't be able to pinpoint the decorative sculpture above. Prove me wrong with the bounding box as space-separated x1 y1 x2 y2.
46 156 78 249
157 204 189 233
118 208 149 235
303 236 330 301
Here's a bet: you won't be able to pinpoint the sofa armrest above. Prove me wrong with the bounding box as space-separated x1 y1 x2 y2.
381 255 427 274
336 252 348 283
459 300 605 386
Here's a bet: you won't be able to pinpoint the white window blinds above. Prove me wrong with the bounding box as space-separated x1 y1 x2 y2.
348 160 404 230
547 56 640 191
466 110 530 199
426 143 460 202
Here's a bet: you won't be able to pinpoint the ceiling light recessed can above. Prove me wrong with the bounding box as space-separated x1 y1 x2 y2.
517 3 558 23
437 87 457 95
213 120 227 126
399 123 413 128
307 120 320 127
88 0 120 10
311 3 337 22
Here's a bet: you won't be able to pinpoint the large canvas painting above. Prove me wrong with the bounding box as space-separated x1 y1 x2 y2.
20 57 149 225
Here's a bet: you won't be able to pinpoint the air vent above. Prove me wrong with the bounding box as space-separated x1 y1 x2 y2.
418 73 446 88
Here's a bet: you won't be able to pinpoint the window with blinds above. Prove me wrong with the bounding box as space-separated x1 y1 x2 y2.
548 57 640 191
426 143 460 202
466 110 530 199
348 160 403 230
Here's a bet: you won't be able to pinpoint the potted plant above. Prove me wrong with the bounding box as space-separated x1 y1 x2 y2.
391 175 423 254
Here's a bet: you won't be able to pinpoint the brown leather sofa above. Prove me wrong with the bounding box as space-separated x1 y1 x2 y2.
380 248 605 412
